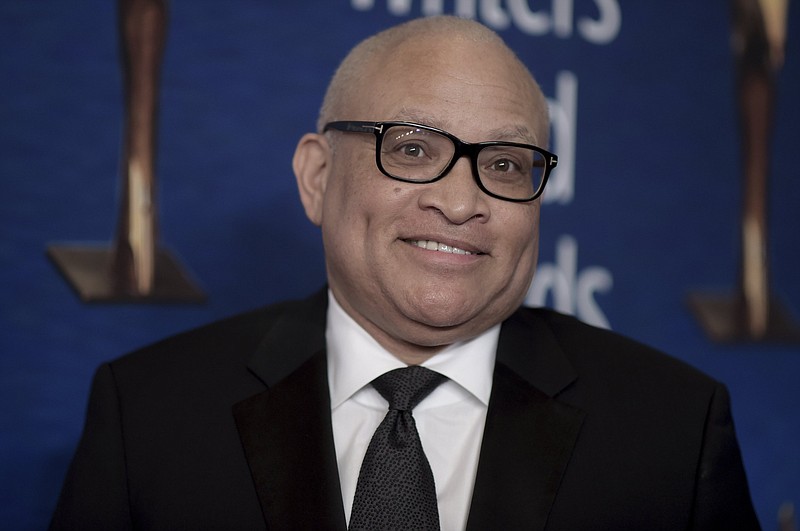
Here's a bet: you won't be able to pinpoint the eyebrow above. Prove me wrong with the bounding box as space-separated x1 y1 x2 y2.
486 125 537 144
391 108 538 144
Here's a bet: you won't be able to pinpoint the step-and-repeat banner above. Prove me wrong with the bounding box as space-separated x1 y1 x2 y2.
1 1 798 528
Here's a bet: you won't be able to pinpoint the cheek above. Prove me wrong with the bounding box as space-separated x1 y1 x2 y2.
320 169 396 255
501 215 539 304
320 173 361 257
503 204 540 255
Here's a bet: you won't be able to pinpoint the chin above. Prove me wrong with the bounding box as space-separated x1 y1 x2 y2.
398 320 476 350
404 300 487 335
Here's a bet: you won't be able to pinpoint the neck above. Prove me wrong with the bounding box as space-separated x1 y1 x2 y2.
329 288 468 365
382 341 446 365
355 314 458 365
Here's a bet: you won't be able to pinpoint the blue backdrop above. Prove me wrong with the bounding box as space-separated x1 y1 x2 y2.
1 1 798 529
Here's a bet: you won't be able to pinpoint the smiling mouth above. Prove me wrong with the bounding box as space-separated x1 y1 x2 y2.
404 239 482 255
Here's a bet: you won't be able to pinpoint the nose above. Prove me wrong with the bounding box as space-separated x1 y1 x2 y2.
417 156 490 225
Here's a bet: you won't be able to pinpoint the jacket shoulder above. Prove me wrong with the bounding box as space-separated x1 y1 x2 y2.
514 306 717 390
109 291 326 381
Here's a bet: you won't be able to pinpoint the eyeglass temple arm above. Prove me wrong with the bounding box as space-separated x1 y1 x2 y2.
323 121 380 134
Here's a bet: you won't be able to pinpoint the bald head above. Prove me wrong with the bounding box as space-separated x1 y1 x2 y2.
317 16 549 144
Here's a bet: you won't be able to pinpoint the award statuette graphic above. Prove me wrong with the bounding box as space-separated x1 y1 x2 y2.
47 0 204 303
688 0 798 342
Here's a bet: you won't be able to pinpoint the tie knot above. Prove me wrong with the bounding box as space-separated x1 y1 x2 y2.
372 366 447 412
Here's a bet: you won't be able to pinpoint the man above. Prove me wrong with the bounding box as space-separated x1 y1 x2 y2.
51 16 760 530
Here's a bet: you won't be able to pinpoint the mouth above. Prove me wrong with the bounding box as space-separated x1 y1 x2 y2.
403 239 485 256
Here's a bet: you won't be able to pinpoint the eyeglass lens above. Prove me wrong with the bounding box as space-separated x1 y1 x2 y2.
380 124 545 200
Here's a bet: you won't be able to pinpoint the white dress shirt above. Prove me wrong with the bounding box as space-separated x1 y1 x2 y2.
326 291 498 531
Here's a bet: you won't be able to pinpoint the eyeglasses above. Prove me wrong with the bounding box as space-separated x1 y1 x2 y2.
323 121 557 203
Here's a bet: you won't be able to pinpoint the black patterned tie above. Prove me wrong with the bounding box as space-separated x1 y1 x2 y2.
349 366 447 531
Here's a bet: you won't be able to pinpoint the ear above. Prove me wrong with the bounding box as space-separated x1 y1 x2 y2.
293 133 331 227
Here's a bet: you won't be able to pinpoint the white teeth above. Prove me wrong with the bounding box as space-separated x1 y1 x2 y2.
410 240 473 255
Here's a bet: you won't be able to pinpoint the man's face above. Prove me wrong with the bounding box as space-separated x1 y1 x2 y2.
303 36 546 359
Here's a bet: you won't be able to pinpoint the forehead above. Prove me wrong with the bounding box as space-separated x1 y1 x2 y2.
348 35 545 144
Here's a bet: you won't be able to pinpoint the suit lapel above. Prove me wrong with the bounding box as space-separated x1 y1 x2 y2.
232 293 583 530
232 290 346 530
467 309 585 531
233 350 346 530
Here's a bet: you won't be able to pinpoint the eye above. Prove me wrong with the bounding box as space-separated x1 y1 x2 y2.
399 143 426 158
489 158 519 172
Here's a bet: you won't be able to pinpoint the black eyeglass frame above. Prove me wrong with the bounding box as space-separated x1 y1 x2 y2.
323 120 558 203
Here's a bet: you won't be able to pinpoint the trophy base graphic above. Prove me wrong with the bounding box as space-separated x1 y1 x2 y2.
47 244 205 303
687 292 800 343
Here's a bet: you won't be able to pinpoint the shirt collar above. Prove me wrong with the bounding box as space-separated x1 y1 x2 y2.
326 290 498 409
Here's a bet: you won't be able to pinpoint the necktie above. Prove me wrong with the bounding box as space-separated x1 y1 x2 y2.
349 366 447 531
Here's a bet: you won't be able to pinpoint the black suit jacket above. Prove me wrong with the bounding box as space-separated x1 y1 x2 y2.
50 290 760 530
